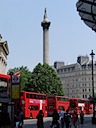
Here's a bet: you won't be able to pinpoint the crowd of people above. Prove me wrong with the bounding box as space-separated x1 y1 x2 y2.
13 108 84 128
51 108 84 128
36 108 84 128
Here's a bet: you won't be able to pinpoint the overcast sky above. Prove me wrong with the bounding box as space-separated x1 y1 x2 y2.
0 1 96 72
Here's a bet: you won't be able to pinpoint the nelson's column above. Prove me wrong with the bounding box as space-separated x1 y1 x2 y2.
41 8 51 64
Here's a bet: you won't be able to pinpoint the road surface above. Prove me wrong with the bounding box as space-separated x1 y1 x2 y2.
23 115 96 128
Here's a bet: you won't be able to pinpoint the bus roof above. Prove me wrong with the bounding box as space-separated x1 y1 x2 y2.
21 91 46 96
0 73 10 79
69 97 89 101
47 95 68 97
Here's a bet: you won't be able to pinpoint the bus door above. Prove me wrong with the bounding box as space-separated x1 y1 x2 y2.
28 104 39 118
78 103 85 114
89 104 93 114
69 99 77 114
40 100 42 110
41 100 47 117
27 99 40 118
47 104 55 116
47 96 56 116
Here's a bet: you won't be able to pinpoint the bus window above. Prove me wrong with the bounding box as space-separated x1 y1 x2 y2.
48 105 54 109
30 94 34 98
70 100 77 108
45 106 47 110
20 92 23 96
90 107 93 110
0 78 8 93
0 74 10 101
26 94 30 98
42 96 46 100
57 97 69 101
28 106 39 110
78 107 82 110
58 106 64 110
78 99 85 103
0 103 2 112
47 97 55 100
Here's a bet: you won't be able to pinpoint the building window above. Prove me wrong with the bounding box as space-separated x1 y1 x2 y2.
64 69 66 72
85 95 87 98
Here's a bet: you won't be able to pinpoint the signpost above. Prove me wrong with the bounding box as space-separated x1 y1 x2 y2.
12 75 20 99
9 72 20 127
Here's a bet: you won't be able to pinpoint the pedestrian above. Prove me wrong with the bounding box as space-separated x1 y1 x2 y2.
64 109 71 128
59 108 65 128
14 114 19 127
80 110 84 124
51 109 60 128
72 111 78 128
36 110 44 128
17 108 24 128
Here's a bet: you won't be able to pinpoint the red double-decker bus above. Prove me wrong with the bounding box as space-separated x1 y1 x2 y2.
0 73 11 126
0 73 10 102
69 98 87 114
20 91 47 118
47 95 70 116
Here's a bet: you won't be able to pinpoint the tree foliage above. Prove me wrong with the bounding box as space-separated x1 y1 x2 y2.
8 66 32 90
27 63 64 95
8 64 64 95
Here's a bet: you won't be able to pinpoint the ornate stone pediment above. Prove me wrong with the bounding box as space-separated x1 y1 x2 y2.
0 34 9 56
0 35 9 73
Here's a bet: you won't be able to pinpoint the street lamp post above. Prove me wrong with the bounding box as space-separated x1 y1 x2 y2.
9 72 14 128
90 50 95 98
90 50 96 124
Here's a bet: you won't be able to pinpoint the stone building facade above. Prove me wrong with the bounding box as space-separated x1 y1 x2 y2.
0 35 9 74
54 56 96 98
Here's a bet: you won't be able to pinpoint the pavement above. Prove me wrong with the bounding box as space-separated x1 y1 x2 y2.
23 116 96 128
70 121 96 128
68 116 96 128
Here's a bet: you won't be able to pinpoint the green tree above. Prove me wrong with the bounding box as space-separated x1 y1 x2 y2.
8 66 32 90
8 64 64 95
28 63 64 95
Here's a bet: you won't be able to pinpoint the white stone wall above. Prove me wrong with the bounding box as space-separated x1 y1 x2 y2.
0 36 8 74
57 63 96 98
0 51 7 73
